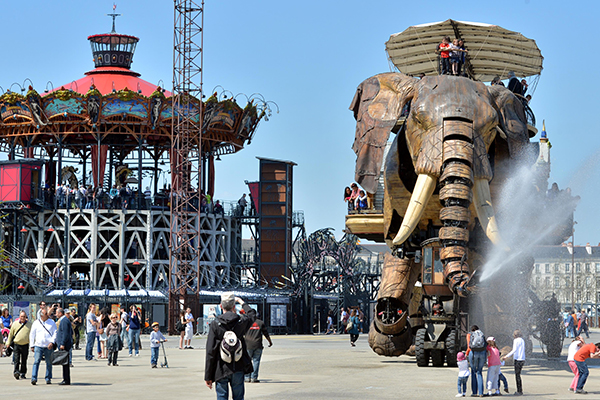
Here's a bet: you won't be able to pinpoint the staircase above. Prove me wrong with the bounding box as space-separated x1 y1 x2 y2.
1 245 47 294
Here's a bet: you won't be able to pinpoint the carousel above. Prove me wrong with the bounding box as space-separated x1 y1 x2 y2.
0 20 272 296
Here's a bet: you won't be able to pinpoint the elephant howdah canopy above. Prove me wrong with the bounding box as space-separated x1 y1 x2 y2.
386 19 543 82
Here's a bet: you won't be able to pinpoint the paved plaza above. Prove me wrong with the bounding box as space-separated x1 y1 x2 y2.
2 330 600 399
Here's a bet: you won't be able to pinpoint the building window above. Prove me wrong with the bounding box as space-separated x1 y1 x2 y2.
545 277 551 287
586 263 591 273
596 263 600 273
586 276 591 287
577 276 581 287
554 276 560 288
545 264 550 273
536 277 540 287
576 263 581 273
535 264 540 274
565 263 571 273
566 276 571 288
555 263 560 273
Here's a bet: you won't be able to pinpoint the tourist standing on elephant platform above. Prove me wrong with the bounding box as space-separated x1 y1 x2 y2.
347 309 360 347
466 325 487 397
355 190 368 211
349 183 359 210
344 186 353 213
437 36 451 75
502 330 526 396
486 337 501 396
567 337 584 392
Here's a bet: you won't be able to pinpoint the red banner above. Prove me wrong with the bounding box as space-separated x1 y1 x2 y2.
247 181 259 213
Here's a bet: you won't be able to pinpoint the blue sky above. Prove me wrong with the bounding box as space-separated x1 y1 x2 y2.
2 1 599 245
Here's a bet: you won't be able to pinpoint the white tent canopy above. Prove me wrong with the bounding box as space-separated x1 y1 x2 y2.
385 19 543 82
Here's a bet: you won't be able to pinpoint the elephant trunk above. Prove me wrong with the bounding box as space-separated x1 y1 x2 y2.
439 120 474 296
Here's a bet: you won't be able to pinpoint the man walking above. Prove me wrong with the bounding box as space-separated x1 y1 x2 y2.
244 316 273 383
56 308 73 385
502 330 526 396
85 303 98 361
573 341 600 394
578 310 590 338
29 308 57 385
6 311 32 380
205 293 256 400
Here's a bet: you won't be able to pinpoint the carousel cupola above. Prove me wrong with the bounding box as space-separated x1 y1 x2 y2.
86 10 140 76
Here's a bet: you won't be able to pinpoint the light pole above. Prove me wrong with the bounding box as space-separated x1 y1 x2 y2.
570 220 577 311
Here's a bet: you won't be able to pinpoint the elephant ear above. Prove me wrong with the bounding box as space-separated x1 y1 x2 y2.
350 72 417 194
487 85 529 159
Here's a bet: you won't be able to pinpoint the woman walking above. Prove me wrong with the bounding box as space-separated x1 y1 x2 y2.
567 336 584 392
348 309 360 347
105 313 122 366
98 308 108 359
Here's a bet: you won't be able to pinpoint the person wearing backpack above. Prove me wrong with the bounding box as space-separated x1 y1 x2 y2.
467 325 487 397
205 292 256 400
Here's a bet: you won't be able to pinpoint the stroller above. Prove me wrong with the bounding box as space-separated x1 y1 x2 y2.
160 340 169 368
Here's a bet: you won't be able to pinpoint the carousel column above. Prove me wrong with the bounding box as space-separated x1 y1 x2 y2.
63 209 70 289
96 135 101 188
153 155 159 199
138 136 143 210
118 212 126 289
57 136 63 186
90 212 98 290
82 152 87 188
146 211 152 289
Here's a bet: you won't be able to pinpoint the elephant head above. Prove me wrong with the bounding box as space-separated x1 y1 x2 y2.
350 72 530 295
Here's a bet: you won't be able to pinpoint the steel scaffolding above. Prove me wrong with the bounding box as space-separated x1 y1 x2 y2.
169 0 204 332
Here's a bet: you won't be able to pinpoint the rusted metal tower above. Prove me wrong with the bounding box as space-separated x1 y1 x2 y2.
169 0 204 333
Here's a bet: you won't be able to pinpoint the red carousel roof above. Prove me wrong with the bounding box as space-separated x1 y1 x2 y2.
44 67 171 97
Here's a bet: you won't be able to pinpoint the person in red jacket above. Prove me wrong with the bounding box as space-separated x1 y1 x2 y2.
573 342 600 394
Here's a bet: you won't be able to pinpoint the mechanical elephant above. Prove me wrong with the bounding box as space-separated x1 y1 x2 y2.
349 72 531 356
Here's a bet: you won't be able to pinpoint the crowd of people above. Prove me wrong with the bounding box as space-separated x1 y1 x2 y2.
0 301 174 385
344 182 369 213
565 309 590 339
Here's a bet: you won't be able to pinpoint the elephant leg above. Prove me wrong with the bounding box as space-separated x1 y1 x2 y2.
369 253 419 356
439 120 475 296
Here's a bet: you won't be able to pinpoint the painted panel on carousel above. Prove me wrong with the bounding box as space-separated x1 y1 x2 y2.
0 92 33 123
172 94 201 124
103 88 148 119
43 88 85 118
236 102 262 140
26 87 50 127
204 97 242 132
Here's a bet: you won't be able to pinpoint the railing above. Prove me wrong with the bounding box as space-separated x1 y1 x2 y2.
2 245 47 292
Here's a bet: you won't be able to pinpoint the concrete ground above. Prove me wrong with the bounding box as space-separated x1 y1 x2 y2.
2 329 600 399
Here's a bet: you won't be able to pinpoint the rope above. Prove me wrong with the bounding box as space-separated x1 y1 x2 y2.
411 27 438 75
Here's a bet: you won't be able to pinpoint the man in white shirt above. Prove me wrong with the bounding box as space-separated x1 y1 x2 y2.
502 329 526 396
29 308 57 385
184 307 194 349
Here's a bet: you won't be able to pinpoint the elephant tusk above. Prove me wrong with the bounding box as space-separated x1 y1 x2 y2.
473 178 506 249
392 174 436 246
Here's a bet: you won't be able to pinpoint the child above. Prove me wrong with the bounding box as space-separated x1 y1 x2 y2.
456 351 470 397
450 39 467 76
437 36 451 75
150 322 167 368
105 313 122 366
486 337 502 396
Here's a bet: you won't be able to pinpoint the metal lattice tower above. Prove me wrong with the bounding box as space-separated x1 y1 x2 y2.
169 0 204 332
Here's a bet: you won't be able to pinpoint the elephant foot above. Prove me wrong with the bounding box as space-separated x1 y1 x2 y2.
368 319 412 357
369 253 416 356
